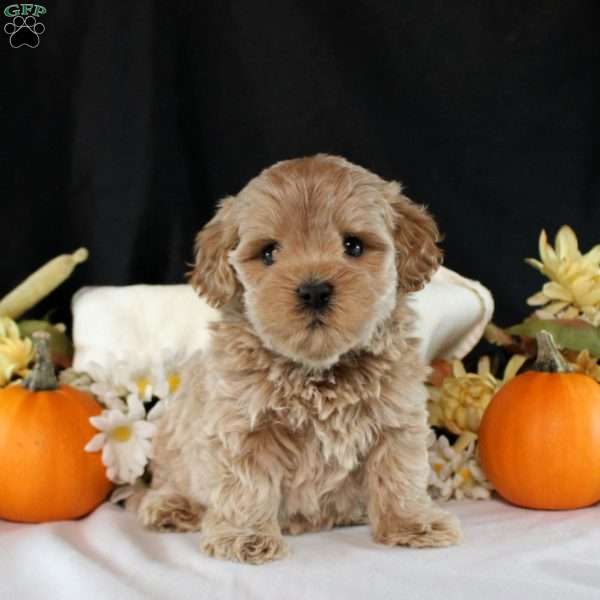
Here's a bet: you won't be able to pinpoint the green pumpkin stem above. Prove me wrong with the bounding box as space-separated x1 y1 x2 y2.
534 330 571 373
22 331 58 391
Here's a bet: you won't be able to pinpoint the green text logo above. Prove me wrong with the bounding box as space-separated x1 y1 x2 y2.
4 4 45 17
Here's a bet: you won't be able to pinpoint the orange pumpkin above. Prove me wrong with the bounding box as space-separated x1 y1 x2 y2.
0 332 112 522
479 330 600 510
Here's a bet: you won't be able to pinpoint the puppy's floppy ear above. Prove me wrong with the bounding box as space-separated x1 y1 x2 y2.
188 196 241 308
384 182 442 293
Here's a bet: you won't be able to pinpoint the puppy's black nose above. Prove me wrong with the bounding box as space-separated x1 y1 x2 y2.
297 280 333 311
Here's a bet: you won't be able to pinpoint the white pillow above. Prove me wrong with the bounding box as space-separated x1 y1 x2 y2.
72 266 493 373
414 266 494 362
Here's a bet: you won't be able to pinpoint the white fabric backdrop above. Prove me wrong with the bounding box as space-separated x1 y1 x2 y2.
2 499 600 600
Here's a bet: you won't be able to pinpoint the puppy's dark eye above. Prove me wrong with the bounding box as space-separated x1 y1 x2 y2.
261 243 278 266
343 236 363 257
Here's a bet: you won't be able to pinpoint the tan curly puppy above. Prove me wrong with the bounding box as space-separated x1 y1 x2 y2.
133 154 462 564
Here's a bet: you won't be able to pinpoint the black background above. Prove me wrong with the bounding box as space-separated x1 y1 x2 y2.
2 1 599 328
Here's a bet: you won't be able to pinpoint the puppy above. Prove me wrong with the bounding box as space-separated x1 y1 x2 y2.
134 154 462 564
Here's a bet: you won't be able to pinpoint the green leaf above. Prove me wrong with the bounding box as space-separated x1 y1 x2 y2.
507 319 600 358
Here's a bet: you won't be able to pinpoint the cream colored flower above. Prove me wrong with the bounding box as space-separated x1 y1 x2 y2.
428 431 492 501
0 317 21 340
526 226 600 325
0 336 33 386
85 394 156 484
427 354 526 435
568 350 600 382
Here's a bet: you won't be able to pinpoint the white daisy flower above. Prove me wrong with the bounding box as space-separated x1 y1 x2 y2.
428 431 492 501
85 359 130 410
123 365 158 402
86 356 161 406
152 350 187 400
85 394 156 484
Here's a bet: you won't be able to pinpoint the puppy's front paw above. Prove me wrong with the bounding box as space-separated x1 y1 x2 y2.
201 531 289 564
373 508 462 548
138 492 204 533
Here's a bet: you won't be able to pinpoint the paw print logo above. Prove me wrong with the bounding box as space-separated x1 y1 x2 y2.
4 15 45 48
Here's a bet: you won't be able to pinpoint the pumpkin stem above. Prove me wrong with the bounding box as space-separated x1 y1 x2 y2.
534 330 571 373
22 331 58 391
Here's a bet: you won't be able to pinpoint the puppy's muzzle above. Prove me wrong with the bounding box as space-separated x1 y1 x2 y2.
296 280 333 312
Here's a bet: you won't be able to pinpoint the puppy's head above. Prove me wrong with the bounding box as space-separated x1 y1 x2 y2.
190 155 441 368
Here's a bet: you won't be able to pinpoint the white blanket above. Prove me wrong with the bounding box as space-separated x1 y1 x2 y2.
2 499 599 599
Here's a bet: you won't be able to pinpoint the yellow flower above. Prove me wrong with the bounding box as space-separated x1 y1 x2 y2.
0 317 21 340
526 226 600 325
427 354 526 434
568 350 600 382
0 336 33 386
